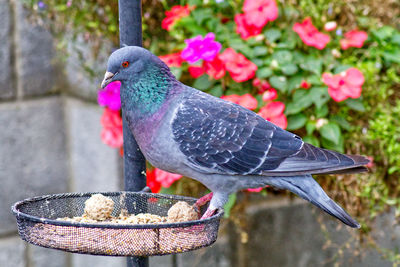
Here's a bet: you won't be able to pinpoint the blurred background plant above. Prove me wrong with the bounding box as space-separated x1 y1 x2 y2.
23 0 400 264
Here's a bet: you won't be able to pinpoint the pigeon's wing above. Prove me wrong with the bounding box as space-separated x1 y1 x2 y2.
172 91 368 175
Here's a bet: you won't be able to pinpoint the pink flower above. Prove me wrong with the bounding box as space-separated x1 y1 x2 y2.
262 89 278 101
188 65 205 78
322 68 364 102
340 30 368 50
366 156 374 168
162 5 193 31
98 81 121 111
253 78 271 94
181 32 222 64
243 0 278 28
100 108 123 148
258 101 287 129
146 169 162 193
159 52 184 68
221 94 258 110
247 187 264 192
235 13 263 40
300 80 311 89
154 168 182 188
324 21 337 32
293 17 330 49
219 48 257 82
204 55 226 80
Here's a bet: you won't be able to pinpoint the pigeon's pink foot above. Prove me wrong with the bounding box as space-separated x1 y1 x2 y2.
200 207 217 219
193 192 213 218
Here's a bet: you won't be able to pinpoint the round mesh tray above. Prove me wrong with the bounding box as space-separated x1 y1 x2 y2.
12 191 223 257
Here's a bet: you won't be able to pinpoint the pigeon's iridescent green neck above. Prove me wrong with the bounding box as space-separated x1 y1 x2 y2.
120 67 176 116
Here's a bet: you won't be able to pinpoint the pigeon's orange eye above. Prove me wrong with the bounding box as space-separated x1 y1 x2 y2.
122 61 129 68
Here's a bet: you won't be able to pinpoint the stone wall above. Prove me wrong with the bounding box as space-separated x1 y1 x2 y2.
0 1 398 267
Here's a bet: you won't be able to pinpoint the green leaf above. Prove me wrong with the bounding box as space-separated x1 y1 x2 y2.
287 113 307 130
310 87 330 108
392 33 400 45
264 28 281 43
315 104 329 118
300 57 323 75
269 76 287 92
254 46 268 57
287 75 303 93
333 65 351 74
224 193 237 218
208 85 223 97
345 98 365 112
285 90 313 115
372 26 395 41
306 121 316 135
272 50 293 65
170 67 182 80
191 9 213 25
321 135 344 153
320 122 341 145
160 186 175 195
330 115 352 131
178 17 207 35
303 135 320 147
193 75 214 90
382 50 400 64
253 59 266 67
280 64 298 75
256 67 273 78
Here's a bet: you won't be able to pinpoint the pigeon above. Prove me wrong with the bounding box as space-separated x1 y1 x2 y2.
101 46 369 228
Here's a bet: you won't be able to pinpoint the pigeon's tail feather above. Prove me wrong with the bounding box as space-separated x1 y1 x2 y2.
266 175 360 228
320 166 368 175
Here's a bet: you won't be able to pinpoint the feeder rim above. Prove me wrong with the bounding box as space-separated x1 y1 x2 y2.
11 191 224 229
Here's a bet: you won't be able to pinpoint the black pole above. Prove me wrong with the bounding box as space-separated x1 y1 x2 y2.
118 1 148 267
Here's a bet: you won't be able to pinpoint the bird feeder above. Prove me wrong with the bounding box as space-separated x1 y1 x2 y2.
11 1 223 267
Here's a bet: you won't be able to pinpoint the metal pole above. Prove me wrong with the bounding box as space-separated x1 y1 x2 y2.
118 1 148 267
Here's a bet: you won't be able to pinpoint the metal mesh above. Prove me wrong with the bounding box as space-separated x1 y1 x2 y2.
12 191 223 257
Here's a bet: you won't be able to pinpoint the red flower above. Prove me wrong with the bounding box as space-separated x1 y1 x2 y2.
262 89 277 101
243 0 278 28
322 68 364 102
221 94 258 110
235 13 263 40
100 108 123 148
340 30 368 50
300 80 311 89
204 55 225 79
159 52 184 68
219 48 257 82
154 168 182 188
188 65 205 78
146 169 162 193
258 101 287 129
161 5 193 31
293 17 330 49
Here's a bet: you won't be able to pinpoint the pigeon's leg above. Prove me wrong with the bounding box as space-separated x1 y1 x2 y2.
200 207 217 219
193 192 213 218
195 192 213 207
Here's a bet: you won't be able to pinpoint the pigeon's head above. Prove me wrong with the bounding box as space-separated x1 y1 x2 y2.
101 46 168 88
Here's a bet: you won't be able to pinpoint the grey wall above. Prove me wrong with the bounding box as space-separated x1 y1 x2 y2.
0 1 398 267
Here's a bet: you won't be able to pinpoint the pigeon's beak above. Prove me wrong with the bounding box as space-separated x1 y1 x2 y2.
101 71 115 89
